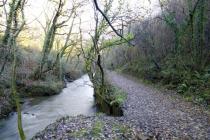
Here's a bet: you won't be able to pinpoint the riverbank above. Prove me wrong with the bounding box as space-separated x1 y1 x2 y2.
0 75 96 139
0 71 82 119
32 115 152 140
0 80 65 119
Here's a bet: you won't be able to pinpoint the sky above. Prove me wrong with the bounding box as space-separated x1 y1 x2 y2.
0 0 161 48
24 0 161 29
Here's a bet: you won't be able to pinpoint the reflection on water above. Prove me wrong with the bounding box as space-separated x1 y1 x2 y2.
0 75 96 140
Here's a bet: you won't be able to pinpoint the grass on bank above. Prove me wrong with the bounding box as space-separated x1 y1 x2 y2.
108 85 127 106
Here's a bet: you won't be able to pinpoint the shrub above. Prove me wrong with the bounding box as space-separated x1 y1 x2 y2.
20 80 64 97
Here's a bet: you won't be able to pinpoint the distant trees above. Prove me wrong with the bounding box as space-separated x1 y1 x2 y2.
103 0 210 105
113 0 209 73
33 0 83 79
158 0 208 70
52 10 77 80
34 0 66 79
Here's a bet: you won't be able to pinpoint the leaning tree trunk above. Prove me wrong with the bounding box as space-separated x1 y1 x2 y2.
11 38 26 140
10 0 26 139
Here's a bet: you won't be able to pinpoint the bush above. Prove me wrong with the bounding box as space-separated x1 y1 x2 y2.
19 80 64 97
108 86 127 106
116 56 210 106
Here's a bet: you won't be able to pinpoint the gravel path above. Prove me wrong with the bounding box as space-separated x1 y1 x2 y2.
106 71 210 139
32 115 151 140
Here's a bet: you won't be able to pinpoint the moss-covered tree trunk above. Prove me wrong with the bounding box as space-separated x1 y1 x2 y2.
9 0 26 139
2 0 16 45
12 39 25 140
196 0 206 70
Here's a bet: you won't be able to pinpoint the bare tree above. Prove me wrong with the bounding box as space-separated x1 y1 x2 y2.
33 0 70 79
93 0 134 46
82 0 118 94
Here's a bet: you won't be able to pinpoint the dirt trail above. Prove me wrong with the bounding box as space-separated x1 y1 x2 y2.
107 71 210 139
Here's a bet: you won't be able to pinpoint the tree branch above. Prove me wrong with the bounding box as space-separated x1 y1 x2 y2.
93 0 134 46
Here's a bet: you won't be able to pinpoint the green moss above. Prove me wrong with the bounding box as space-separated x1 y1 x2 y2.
112 123 131 134
184 96 193 102
70 129 88 138
94 82 126 116
96 112 104 116
91 121 104 137
109 86 127 106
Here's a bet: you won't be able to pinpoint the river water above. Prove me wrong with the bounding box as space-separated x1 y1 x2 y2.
0 75 96 140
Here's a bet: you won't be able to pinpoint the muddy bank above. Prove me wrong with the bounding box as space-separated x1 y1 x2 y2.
0 88 15 119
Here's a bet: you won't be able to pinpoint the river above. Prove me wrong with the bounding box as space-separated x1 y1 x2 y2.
0 75 96 140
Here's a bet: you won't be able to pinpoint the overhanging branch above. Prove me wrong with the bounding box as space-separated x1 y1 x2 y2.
93 0 134 46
